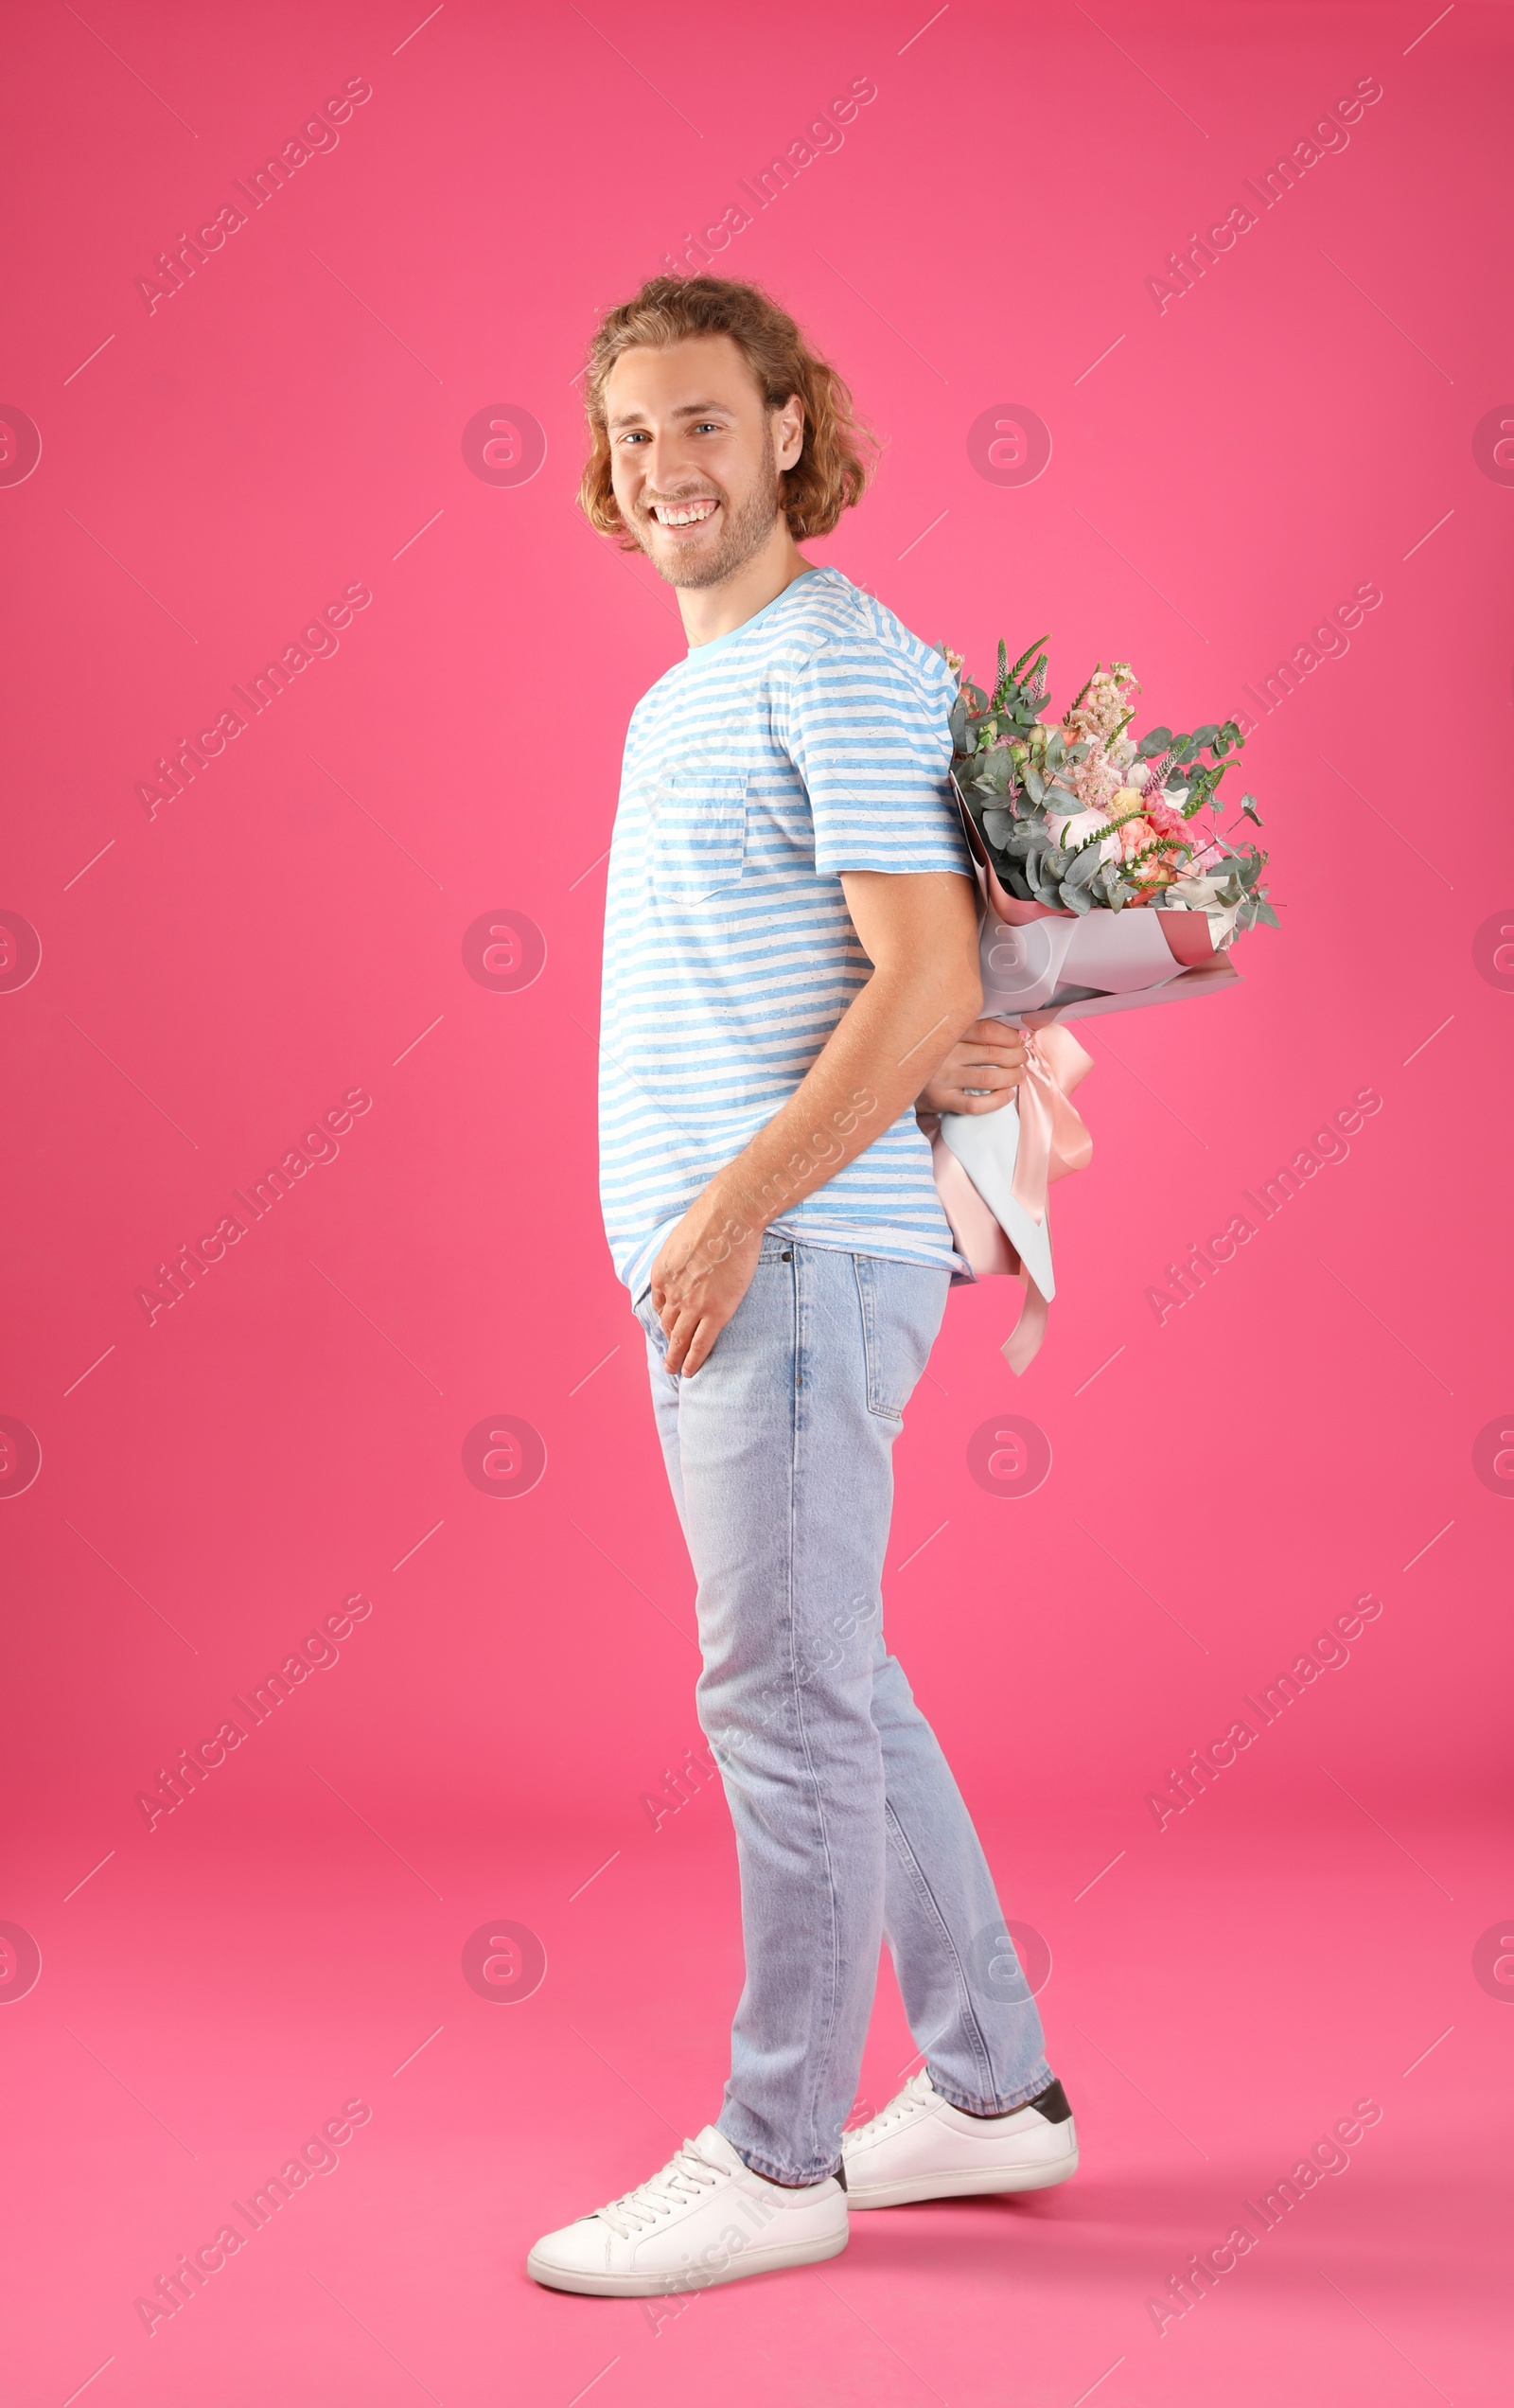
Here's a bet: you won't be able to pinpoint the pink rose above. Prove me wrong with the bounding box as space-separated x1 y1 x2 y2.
1144 796 1190 842
1183 834 1225 873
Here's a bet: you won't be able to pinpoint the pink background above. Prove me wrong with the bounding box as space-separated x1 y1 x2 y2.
2 3 1509 2402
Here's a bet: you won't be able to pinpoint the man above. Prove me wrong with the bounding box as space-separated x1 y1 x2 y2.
528 275 1076 2299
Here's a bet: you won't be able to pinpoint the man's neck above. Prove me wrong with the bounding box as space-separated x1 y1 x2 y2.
677 525 817 649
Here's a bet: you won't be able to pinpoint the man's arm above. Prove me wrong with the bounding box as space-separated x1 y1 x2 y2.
647 867 982 1374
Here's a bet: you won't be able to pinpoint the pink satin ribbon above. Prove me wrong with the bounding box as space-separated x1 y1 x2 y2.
1011 1020 1094 1219
927 1019 1095 1373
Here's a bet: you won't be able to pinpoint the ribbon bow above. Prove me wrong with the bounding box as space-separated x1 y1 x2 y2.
926 1018 1095 1372
1010 1020 1094 1225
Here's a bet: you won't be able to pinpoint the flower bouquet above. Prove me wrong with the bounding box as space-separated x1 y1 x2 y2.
924 637 1276 1371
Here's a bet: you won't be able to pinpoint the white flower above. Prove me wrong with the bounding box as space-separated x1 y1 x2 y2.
1164 876 1245 947
1047 806 1118 859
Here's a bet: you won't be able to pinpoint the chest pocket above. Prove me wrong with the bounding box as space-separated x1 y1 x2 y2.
650 770 748 905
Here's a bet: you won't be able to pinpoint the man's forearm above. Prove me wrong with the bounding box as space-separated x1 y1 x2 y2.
698 957 981 1250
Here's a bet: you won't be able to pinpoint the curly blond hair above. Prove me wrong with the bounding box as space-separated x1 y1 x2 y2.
576 274 877 548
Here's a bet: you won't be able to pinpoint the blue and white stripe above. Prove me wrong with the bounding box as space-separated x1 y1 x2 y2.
598 565 972 1299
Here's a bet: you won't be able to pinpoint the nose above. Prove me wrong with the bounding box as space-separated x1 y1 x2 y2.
637 428 703 501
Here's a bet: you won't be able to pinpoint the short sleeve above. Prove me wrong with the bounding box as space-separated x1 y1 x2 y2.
779 634 974 879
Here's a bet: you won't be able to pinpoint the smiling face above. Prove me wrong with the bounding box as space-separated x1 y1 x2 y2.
603 333 805 591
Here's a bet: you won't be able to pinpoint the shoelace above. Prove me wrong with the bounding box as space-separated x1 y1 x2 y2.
597 2138 724 2238
850 2071 936 2144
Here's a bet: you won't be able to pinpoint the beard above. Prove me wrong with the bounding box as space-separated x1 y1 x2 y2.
635 435 783 590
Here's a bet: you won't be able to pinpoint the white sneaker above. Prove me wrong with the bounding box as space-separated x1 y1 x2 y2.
526 2125 849 2296
843 2071 1078 2208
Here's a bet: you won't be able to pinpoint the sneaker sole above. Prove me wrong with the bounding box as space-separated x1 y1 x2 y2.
526 2227 849 2296
847 2144 1079 2210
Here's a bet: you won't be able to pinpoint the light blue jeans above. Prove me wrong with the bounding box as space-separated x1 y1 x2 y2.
635 1231 1051 2185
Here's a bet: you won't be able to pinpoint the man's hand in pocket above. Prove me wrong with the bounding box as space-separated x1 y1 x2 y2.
648 1194 762 1376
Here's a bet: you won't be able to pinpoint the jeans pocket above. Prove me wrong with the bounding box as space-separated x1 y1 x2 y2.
853 1254 949 1421
632 1286 669 1362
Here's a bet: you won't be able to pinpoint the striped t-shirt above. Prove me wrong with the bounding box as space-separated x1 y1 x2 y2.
598 564 973 1301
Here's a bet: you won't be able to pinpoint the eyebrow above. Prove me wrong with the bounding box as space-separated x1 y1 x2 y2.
605 398 734 433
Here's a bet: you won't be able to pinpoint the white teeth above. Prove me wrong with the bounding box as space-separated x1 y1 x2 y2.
653 500 716 526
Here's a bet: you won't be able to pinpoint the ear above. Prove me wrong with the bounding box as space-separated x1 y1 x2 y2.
774 391 805 469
